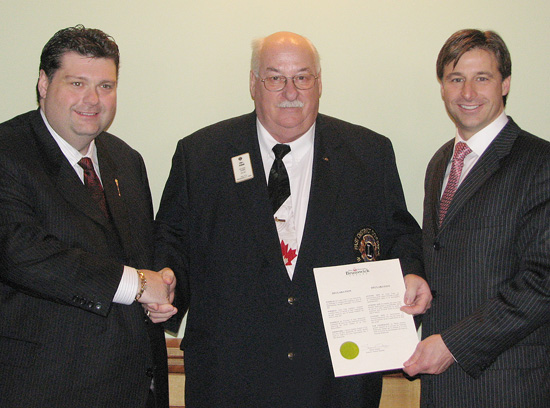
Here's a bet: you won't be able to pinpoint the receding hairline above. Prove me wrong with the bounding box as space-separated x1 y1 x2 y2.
250 32 321 75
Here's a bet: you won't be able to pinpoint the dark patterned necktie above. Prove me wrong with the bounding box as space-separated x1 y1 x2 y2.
78 157 109 218
268 144 291 214
439 142 472 225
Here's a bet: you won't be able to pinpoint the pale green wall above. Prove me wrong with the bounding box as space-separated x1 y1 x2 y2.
2 1 549 336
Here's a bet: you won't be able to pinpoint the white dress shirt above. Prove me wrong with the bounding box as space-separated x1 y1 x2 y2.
257 119 315 278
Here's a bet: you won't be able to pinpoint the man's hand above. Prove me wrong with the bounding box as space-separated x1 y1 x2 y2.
403 334 454 376
143 302 178 324
137 268 178 323
400 274 432 315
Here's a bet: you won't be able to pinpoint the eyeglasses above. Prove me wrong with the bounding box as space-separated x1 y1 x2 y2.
259 73 318 92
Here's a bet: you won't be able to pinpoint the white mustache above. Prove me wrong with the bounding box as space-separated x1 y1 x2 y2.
277 100 304 108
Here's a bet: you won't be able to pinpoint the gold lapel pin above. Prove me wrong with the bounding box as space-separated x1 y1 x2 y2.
114 179 121 197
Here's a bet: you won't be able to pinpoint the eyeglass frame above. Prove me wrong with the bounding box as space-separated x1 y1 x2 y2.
257 72 319 92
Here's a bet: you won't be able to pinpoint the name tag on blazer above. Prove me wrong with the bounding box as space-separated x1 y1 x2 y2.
231 153 254 183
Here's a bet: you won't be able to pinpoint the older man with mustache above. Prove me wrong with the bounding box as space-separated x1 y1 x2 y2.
153 31 431 408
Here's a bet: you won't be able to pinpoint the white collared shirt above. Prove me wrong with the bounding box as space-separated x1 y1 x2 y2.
441 111 509 195
257 119 315 275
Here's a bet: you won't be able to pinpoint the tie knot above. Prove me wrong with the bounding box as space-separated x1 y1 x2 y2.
453 142 472 161
78 157 94 171
272 144 291 160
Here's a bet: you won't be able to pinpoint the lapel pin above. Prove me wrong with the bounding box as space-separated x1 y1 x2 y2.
114 179 121 197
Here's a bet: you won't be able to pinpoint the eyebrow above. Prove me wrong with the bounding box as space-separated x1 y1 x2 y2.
445 71 495 79
64 75 117 84
265 67 312 74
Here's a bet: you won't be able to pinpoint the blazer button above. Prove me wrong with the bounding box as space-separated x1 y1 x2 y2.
86 301 94 308
287 352 296 360
146 367 154 378
94 302 103 311
433 241 441 251
287 297 297 305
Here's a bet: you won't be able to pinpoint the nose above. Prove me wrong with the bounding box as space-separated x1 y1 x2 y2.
83 87 100 105
281 78 299 100
461 79 477 100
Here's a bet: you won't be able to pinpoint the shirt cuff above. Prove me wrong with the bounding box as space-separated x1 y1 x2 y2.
113 266 139 305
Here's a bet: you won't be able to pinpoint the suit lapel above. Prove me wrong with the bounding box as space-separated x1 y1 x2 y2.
30 110 137 260
226 114 346 286
29 110 111 227
293 115 345 283
95 137 138 261
439 119 520 232
225 113 290 283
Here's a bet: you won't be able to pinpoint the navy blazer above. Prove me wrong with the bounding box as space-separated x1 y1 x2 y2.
156 112 423 408
0 110 168 408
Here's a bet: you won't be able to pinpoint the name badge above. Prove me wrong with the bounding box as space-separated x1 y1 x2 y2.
232 153 254 183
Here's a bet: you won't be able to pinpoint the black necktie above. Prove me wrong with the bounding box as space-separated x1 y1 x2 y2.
268 144 291 214
78 157 109 218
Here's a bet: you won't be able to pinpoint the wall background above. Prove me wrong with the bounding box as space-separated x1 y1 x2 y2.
2 1 549 336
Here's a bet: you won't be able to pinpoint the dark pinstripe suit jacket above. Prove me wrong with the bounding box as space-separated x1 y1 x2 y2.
421 117 550 407
155 112 424 408
0 110 168 408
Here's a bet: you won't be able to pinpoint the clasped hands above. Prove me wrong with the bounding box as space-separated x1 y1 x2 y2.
136 268 178 323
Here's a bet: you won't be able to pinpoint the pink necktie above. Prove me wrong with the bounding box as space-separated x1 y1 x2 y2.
439 142 472 225
78 157 109 218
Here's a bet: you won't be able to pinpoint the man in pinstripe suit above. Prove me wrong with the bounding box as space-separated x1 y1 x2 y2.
0 25 176 407
403 29 550 407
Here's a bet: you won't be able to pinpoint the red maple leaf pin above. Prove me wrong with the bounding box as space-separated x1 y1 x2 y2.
281 240 297 266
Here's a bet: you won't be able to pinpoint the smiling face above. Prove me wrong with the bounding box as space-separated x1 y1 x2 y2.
250 32 322 143
38 51 117 153
440 48 510 140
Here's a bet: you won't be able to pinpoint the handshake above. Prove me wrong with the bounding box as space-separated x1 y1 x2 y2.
135 268 178 323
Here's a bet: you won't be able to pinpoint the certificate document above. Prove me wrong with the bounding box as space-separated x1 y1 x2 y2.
313 259 418 377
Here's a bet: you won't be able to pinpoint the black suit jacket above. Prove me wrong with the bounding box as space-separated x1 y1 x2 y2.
0 110 168 408
421 118 550 407
155 112 423 408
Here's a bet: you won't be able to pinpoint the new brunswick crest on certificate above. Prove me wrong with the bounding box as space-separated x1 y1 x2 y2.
314 259 418 377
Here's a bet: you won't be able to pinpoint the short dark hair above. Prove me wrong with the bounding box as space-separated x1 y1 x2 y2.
36 24 120 103
436 29 511 105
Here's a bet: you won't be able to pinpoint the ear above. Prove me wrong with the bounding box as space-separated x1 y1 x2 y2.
249 71 257 100
317 70 322 98
37 70 49 100
501 76 511 97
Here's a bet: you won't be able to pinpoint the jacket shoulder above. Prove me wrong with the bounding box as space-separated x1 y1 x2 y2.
316 113 392 150
0 110 38 143
513 128 550 152
96 131 141 158
181 113 255 145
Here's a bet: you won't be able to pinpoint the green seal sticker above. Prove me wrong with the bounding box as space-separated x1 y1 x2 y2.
340 341 360 360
